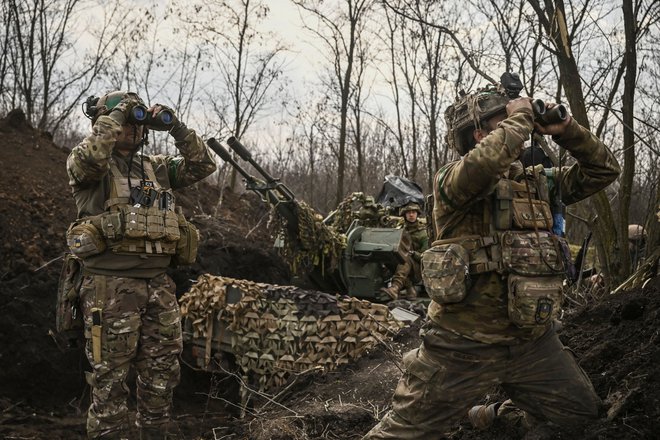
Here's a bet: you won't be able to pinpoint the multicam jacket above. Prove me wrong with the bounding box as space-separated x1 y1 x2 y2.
67 114 216 278
428 108 620 344
404 220 429 258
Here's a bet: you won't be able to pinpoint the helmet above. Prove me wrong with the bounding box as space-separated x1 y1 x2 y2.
445 84 510 155
399 203 422 216
628 224 647 242
83 90 145 124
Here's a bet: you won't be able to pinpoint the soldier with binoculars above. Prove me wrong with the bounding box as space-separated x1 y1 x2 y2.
66 91 217 439
363 74 620 439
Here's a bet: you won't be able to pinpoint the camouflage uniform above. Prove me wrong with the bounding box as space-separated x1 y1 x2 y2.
363 96 620 438
383 204 429 299
67 92 216 439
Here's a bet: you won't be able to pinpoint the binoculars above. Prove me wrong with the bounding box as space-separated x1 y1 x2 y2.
532 99 567 126
128 105 174 130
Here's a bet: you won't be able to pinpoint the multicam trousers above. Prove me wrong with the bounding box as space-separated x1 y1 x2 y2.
362 323 601 439
80 273 183 439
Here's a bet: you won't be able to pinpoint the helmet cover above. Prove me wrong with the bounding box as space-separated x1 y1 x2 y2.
399 202 422 215
445 84 510 155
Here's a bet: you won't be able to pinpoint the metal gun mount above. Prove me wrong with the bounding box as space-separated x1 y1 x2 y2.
207 136 415 302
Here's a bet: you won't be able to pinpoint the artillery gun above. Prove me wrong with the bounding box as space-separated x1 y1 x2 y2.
205 136 426 302
179 138 424 394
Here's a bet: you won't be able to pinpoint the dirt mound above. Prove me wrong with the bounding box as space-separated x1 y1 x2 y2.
0 110 288 439
0 109 659 440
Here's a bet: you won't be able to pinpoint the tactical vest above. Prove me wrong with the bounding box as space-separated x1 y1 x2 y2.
422 166 567 327
66 157 198 264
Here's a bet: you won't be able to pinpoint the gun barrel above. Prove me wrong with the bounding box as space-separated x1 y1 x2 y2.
225 137 296 202
206 138 254 182
227 136 252 161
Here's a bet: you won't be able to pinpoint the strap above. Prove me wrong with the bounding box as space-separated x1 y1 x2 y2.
470 261 501 273
108 159 130 202
141 159 160 187
431 235 497 250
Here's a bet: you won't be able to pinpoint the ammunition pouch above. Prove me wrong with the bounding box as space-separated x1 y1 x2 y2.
511 198 553 229
56 253 83 333
507 275 563 327
421 243 470 304
66 222 106 258
500 231 565 276
123 205 148 239
493 177 553 231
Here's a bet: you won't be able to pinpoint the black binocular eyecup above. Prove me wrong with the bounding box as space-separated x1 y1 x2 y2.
128 105 174 129
532 99 567 126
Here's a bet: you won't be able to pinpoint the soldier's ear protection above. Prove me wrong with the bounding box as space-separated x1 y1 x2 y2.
82 95 100 120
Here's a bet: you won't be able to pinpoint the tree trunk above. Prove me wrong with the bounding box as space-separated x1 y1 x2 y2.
529 0 624 284
618 0 637 278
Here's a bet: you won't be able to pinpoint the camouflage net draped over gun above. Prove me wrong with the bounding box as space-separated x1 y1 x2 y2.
272 200 346 276
180 274 404 391
327 192 401 232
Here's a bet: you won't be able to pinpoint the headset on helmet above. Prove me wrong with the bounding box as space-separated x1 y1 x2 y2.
82 91 145 124
445 73 523 156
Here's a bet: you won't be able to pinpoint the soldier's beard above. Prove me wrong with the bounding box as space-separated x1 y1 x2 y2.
114 141 141 156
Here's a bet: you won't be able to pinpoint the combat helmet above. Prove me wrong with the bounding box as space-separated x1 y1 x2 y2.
83 90 145 124
628 224 647 242
399 202 422 216
445 73 523 155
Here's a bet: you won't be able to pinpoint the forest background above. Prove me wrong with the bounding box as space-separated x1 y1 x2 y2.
1 0 658 287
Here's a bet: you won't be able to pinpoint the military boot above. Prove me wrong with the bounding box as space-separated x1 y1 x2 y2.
468 399 515 430
402 280 417 299
380 279 403 300
468 402 500 430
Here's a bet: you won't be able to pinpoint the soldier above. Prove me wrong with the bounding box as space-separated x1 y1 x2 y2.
66 91 217 439
363 81 620 439
381 202 429 300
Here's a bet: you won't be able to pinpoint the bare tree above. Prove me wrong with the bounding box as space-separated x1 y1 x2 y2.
527 0 660 283
1 0 141 133
293 0 375 205
180 0 287 190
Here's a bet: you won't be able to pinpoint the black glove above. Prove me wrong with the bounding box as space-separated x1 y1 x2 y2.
168 116 192 141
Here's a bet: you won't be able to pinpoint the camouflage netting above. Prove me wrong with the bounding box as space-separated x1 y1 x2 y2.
179 274 404 390
327 192 398 232
271 200 346 276
270 194 406 278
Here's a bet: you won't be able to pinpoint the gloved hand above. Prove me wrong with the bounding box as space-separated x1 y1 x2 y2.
534 102 572 137
163 107 192 141
146 104 179 132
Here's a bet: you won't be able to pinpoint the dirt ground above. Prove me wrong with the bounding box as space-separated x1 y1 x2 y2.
0 110 659 439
